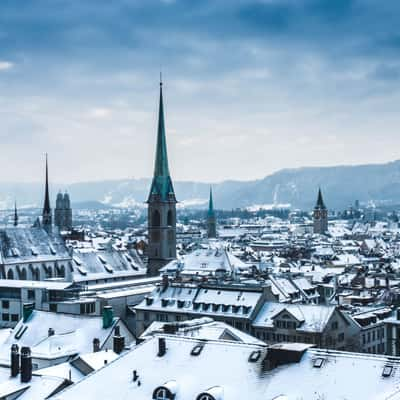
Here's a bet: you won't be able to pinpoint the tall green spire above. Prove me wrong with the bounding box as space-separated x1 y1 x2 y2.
148 80 175 202
208 187 215 217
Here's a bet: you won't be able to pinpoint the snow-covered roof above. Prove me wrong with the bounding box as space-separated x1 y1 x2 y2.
253 303 336 333
0 228 70 264
54 335 400 400
72 248 146 282
140 318 265 346
161 247 247 276
0 311 118 363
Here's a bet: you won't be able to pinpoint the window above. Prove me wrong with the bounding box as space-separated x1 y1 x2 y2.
331 321 338 330
27 290 35 300
2 300 9 309
19 269 27 280
152 210 161 227
6 270 14 280
167 210 173 226
382 366 393 378
197 395 214 400
338 333 344 342
80 303 95 314
313 357 324 368
49 304 57 312
2 313 9 321
152 387 175 400
154 388 168 400
11 314 18 322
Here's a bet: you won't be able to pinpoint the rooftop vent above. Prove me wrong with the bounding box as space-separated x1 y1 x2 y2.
146 297 154 306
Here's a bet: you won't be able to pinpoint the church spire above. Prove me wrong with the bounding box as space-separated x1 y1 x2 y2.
42 154 52 233
207 186 217 238
208 187 215 217
148 79 175 202
13 201 18 227
315 187 326 209
147 78 177 275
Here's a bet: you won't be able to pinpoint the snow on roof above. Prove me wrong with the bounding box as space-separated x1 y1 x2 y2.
0 279 72 290
0 366 66 400
140 318 265 346
54 335 400 400
253 303 336 333
161 247 247 276
0 228 70 264
72 248 146 282
0 311 117 363
136 284 262 318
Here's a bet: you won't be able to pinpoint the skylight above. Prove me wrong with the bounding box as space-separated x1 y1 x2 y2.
313 358 324 368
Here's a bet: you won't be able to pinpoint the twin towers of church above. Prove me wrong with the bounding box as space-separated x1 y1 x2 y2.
147 81 216 275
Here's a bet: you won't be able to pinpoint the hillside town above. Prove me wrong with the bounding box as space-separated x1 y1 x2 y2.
0 81 399 399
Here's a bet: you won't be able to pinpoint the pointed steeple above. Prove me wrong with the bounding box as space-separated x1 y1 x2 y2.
43 154 51 214
208 187 215 217
148 79 176 202
42 154 52 232
13 201 18 227
315 187 326 209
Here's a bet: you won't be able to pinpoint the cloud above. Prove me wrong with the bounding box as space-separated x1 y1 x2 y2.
0 61 13 71
87 107 113 119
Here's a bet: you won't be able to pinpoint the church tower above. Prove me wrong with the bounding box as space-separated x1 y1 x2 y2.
147 80 177 275
313 187 328 235
42 154 52 234
207 187 217 238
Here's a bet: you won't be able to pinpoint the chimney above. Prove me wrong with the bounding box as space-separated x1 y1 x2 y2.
113 326 125 355
10 344 19 378
48 328 55 337
133 370 139 382
22 303 34 323
158 337 166 357
20 347 32 383
102 306 114 329
93 338 100 353
161 275 169 292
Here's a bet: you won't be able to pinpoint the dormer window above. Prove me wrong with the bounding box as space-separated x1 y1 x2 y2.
152 381 178 400
197 395 214 400
196 386 223 400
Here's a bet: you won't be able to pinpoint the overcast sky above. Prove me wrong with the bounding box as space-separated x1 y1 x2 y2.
1 0 400 183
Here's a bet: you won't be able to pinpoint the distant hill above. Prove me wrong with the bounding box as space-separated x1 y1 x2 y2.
1 160 400 210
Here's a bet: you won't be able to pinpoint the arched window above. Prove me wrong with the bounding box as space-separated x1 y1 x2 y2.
167 210 173 226
197 395 214 400
152 210 161 227
7 269 14 280
32 268 40 281
45 266 53 279
19 268 27 280
59 265 65 278
154 388 168 400
152 385 176 400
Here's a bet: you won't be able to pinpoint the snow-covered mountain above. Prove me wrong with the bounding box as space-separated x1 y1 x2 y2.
2 160 400 210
